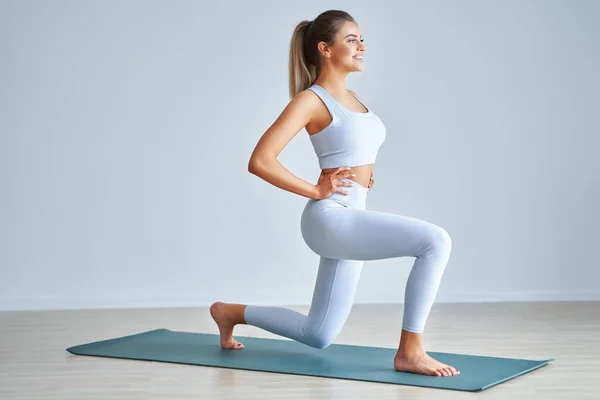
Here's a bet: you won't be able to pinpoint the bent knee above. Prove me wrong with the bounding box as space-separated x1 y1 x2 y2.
420 225 452 256
304 330 337 349
307 335 333 349
435 227 452 249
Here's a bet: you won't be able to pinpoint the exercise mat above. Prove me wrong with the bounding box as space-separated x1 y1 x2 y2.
66 328 553 392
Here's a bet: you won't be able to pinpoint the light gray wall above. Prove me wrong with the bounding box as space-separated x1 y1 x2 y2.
1 0 598 311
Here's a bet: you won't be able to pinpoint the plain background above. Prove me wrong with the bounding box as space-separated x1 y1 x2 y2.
1 0 598 311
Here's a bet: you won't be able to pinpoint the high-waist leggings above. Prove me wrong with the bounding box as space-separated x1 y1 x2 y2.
244 178 452 349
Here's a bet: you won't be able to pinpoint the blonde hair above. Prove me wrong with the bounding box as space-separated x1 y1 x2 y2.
288 10 356 99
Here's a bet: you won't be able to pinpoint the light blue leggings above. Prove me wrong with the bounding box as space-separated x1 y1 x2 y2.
244 178 452 349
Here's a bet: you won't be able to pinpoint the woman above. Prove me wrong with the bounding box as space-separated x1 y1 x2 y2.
210 10 459 377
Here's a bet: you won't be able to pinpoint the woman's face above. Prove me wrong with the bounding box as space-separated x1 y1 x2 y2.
327 21 366 72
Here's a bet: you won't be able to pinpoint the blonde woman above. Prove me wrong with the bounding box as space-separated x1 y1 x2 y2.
211 10 459 377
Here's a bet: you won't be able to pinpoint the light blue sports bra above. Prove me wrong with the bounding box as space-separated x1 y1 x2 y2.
306 84 386 169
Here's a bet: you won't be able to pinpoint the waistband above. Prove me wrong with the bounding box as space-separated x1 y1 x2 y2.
323 178 368 209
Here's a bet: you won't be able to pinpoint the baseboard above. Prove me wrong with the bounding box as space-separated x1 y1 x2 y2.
1 290 599 311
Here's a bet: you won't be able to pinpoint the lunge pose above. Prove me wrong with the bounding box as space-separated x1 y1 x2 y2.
211 9 459 377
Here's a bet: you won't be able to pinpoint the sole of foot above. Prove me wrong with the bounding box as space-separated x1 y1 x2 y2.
209 301 244 349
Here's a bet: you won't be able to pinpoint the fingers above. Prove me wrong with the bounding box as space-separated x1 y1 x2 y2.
329 167 376 195
333 182 350 195
338 172 355 180
334 167 352 175
334 179 351 195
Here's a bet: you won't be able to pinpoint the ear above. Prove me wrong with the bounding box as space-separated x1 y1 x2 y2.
317 41 331 58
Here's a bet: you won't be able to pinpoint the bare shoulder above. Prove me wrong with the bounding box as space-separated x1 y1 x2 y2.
296 87 322 107
247 89 318 161
283 88 323 121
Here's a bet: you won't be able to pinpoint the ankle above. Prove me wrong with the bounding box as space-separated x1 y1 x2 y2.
397 329 425 355
230 304 247 325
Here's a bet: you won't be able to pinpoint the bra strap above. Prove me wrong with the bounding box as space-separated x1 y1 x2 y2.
307 85 343 119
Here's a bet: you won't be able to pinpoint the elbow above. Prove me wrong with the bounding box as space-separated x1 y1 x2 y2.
248 158 259 174
248 155 271 175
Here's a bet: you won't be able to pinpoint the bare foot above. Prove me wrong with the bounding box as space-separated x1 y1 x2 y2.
394 351 460 377
209 301 244 349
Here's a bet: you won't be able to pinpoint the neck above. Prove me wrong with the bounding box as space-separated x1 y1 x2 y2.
313 67 349 96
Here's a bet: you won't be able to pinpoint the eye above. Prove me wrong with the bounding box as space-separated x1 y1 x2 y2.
349 39 364 43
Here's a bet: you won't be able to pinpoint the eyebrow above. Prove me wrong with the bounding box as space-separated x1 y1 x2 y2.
345 34 363 39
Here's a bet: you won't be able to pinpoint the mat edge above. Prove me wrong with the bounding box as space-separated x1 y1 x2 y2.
479 358 555 391
66 328 169 353
61 350 484 392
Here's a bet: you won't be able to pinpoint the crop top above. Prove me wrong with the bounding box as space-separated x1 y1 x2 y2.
306 84 386 169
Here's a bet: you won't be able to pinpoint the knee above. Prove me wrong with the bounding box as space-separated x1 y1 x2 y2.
304 329 337 349
422 226 452 256
435 227 452 250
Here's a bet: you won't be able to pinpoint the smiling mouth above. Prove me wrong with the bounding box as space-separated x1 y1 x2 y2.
353 55 364 61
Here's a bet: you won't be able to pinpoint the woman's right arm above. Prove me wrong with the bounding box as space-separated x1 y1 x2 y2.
248 90 321 200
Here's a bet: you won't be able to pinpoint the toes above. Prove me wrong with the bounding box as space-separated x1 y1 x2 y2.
221 340 244 349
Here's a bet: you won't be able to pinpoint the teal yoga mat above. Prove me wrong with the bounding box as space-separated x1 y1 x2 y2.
66 328 553 392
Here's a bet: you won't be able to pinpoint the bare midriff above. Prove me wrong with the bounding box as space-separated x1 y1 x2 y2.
321 164 373 189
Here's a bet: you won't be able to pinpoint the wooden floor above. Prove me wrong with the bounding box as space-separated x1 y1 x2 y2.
1 302 598 399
